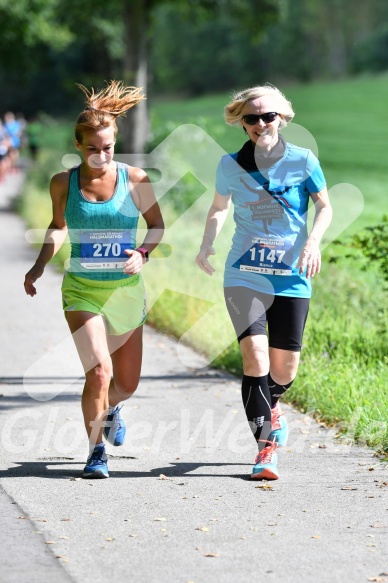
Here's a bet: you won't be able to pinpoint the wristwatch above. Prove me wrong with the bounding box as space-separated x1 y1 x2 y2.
136 247 149 262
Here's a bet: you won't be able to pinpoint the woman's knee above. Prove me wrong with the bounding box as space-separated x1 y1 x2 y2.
114 377 140 399
240 335 269 376
270 369 295 386
85 362 112 392
270 350 300 384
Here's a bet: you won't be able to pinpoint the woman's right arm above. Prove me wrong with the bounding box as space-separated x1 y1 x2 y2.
24 172 69 297
195 191 231 276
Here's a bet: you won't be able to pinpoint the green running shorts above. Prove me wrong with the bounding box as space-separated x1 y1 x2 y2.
61 272 146 335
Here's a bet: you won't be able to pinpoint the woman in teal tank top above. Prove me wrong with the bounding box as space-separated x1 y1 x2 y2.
24 81 164 479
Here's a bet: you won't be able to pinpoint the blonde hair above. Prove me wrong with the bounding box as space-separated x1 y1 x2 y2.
75 80 145 143
224 84 294 130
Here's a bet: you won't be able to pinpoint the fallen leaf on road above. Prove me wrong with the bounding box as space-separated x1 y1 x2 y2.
18 517 48 523
370 524 387 528
159 474 170 480
255 483 273 490
203 553 220 557
196 527 209 532
367 578 387 582
341 486 358 490
105 538 114 541
311 535 321 539
154 517 167 522
45 541 56 545
69 477 81 481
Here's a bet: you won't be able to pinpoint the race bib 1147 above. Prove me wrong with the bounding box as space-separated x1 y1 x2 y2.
233 236 294 276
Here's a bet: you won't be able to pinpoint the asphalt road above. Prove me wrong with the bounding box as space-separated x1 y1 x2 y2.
0 171 387 583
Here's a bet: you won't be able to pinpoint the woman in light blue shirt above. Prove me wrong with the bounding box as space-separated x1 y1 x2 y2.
196 84 332 481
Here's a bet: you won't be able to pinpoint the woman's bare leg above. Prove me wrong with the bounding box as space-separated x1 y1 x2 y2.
65 311 112 445
107 325 143 407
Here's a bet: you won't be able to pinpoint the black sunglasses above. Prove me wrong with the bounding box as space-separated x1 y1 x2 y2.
241 112 278 125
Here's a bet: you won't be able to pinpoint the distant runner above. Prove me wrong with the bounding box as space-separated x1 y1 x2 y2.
24 81 164 479
196 84 332 480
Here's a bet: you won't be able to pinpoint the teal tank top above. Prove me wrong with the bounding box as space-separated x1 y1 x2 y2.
65 162 139 281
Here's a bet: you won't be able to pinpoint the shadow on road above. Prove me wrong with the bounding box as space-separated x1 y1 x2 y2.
0 460 252 480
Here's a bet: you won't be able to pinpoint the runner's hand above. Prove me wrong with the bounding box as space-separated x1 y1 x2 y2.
296 238 321 278
195 244 216 276
123 249 144 274
24 264 44 296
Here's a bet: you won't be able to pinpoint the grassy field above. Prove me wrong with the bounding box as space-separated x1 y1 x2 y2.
19 75 388 453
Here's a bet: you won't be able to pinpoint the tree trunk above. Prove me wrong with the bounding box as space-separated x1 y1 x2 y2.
323 0 349 78
121 0 150 159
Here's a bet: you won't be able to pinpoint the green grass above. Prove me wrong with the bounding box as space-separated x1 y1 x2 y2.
19 75 388 454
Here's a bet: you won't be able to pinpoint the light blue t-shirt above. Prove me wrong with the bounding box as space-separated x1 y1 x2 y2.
216 142 326 298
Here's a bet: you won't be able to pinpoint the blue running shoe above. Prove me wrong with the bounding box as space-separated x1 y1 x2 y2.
103 405 126 446
270 402 288 447
251 440 279 480
83 446 109 479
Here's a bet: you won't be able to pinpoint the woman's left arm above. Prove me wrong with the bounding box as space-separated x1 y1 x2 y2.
124 168 164 274
296 186 332 278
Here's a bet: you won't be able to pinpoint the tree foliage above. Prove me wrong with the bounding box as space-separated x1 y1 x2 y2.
330 216 388 284
1 0 388 126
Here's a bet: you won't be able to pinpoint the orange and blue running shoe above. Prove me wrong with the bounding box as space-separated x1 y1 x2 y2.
270 402 288 447
251 440 279 480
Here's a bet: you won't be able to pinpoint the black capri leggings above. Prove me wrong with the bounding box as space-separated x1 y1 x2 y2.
224 286 310 352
